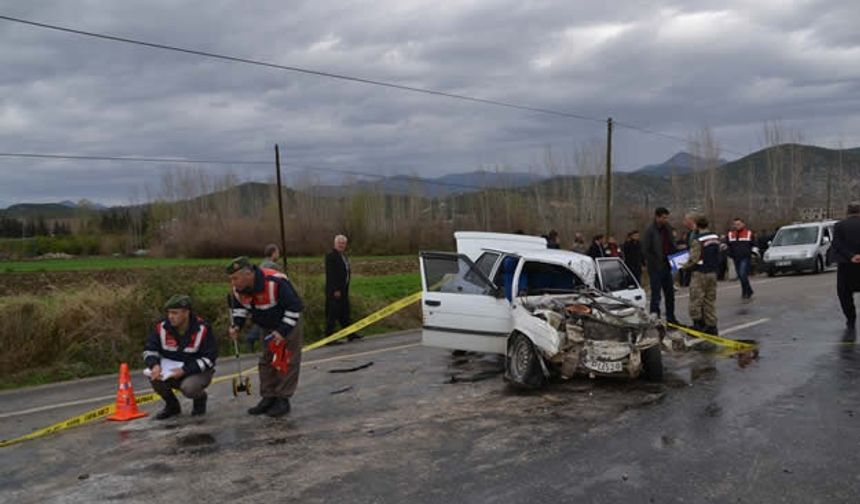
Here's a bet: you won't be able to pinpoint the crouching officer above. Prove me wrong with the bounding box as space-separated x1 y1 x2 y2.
682 216 721 335
227 257 303 417
143 295 217 420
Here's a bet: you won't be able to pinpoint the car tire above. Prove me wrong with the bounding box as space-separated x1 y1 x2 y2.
766 267 775 278
506 333 545 389
641 346 663 382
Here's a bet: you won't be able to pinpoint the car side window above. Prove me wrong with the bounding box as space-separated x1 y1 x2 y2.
520 261 584 295
475 252 501 279
598 259 638 291
423 254 496 295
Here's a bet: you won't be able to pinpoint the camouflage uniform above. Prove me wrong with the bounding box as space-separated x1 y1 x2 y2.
683 229 721 333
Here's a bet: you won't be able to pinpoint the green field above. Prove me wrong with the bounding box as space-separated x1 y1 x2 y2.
0 255 413 273
0 259 422 389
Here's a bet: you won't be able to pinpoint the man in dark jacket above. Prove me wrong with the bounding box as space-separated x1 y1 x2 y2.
587 234 607 259
326 235 360 341
622 230 644 283
143 295 217 420
832 203 860 330
228 257 304 417
641 207 679 323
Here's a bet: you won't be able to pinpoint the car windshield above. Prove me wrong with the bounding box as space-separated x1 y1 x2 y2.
772 226 818 246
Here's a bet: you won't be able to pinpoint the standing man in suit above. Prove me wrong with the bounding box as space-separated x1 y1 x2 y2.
832 203 860 330
326 235 361 342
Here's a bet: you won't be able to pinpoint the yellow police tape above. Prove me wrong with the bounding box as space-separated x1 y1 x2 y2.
666 322 758 352
0 291 423 449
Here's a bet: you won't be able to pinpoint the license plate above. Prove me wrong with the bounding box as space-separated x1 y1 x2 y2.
775 261 791 267
584 358 623 374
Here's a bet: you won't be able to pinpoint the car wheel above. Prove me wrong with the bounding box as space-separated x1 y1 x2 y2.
506 333 545 388
766 267 775 278
641 346 663 382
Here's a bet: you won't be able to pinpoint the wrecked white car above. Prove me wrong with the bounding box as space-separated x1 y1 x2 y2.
420 232 664 387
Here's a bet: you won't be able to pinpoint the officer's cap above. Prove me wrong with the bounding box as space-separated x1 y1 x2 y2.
164 294 193 311
225 256 253 274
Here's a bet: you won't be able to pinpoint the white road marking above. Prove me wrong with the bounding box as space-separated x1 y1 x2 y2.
721 318 771 335
0 341 421 420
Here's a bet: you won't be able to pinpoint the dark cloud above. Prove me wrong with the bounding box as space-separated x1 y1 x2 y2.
1 0 859 207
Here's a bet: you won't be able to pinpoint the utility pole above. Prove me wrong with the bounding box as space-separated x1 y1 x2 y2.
605 117 613 238
274 144 288 271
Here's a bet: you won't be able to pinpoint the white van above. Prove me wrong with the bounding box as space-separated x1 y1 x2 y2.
763 220 837 276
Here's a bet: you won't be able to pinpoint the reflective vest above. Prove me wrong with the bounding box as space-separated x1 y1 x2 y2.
727 228 754 258
695 233 721 273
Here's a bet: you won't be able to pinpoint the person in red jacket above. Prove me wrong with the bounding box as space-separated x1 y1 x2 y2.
727 217 755 300
228 257 304 418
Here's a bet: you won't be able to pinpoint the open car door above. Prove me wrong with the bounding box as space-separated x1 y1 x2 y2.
420 252 512 354
595 257 646 309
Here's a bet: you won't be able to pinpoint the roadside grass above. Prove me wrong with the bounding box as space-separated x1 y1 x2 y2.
0 272 421 390
0 255 413 273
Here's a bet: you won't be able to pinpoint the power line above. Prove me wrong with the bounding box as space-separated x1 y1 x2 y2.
0 14 753 158
0 152 269 166
614 120 748 158
0 14 605 124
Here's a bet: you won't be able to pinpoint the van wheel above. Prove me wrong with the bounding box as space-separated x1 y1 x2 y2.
766 268 775 278
506 333 545 388
641 346 663 382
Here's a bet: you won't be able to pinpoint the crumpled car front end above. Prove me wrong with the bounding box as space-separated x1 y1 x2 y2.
520 291 665 380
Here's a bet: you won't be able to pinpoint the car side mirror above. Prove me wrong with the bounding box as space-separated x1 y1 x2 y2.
822 236 831 245
767 240 772 246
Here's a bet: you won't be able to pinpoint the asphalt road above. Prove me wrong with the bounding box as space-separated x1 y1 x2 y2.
1 270 857 503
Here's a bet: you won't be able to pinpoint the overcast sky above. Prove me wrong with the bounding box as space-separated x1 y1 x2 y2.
1 0 859 207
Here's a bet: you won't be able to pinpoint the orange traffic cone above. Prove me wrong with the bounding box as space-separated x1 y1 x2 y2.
107 363 147 421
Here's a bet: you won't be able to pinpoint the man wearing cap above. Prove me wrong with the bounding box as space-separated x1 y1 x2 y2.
227 257 304 417
681 216 721 335
143 295 217 420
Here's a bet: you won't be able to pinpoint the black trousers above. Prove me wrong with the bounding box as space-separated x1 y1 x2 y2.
837 263 860 324
325 289 351 335
648 264 676 321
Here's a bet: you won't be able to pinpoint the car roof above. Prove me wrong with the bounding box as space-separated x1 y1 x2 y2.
509 248 595 266
780 220 837 230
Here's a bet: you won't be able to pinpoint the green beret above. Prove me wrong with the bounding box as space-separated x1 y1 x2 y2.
225 256 252 274
164 294 192 311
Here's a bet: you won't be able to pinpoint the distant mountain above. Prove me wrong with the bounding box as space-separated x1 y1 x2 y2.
0 200 108 219
309 170 545 198
1 203 90 219
635 151 727 177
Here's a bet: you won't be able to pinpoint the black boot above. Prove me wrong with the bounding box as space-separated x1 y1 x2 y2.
705 325 719 336
265 398 291 418
155 396 181 420
191 396 207 416
248 397 276 415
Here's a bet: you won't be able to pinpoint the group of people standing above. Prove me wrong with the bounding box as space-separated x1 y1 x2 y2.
552 208 761 336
